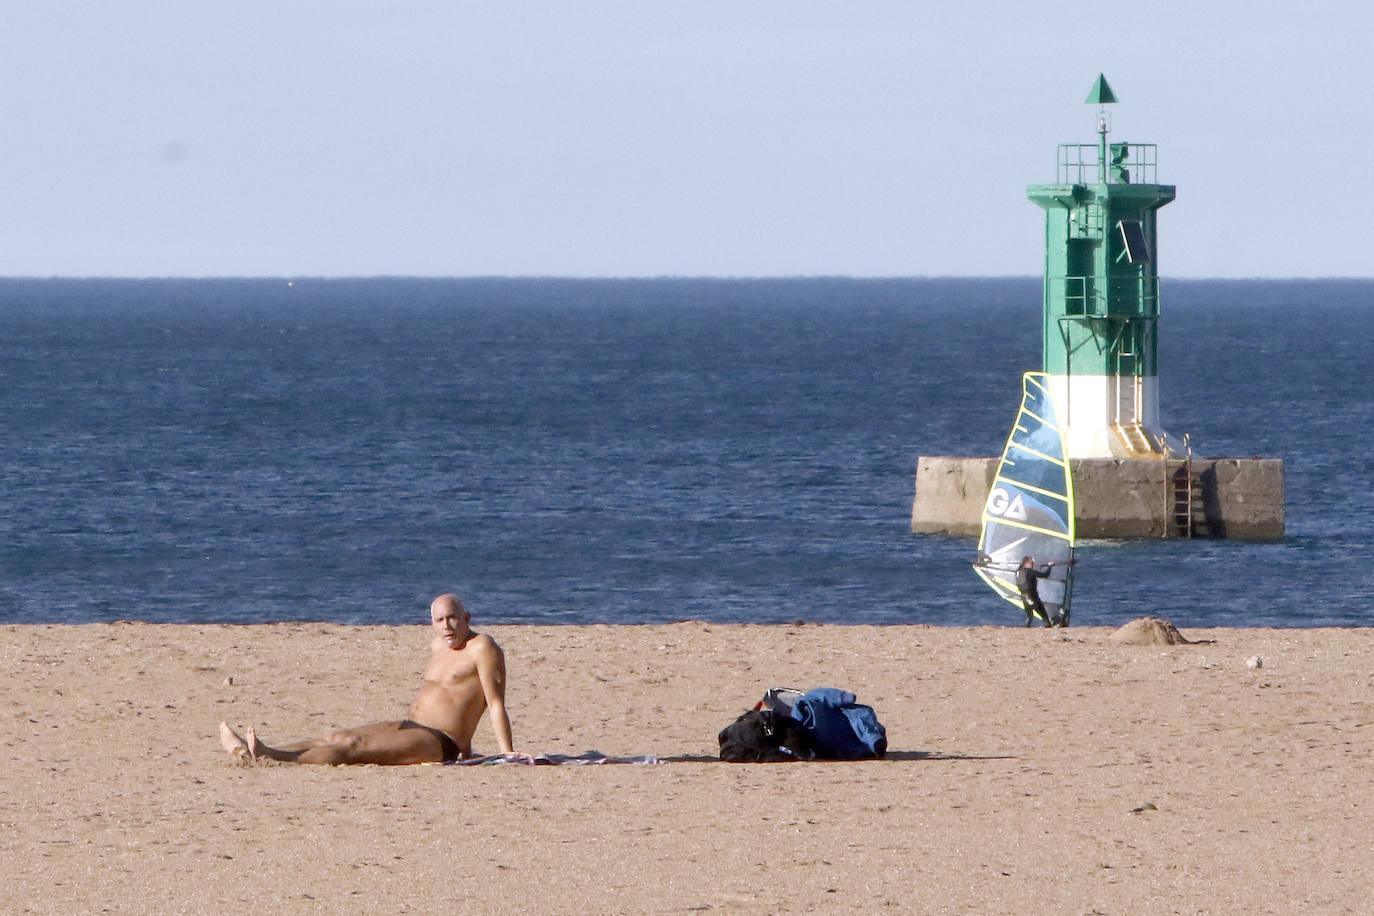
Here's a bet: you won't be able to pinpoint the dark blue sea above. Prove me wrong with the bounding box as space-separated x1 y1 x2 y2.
2 277 1371 628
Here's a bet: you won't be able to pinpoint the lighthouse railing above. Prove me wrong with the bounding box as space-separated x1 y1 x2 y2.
1057 143 1158 185
1051 275 1159 316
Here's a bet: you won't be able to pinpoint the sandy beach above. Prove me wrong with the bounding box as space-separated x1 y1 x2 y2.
4 620 1372 913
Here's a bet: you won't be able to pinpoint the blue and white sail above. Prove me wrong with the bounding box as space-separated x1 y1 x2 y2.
973 371 1077 624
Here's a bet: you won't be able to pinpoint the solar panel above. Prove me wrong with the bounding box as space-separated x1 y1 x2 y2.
1117 220 1151 263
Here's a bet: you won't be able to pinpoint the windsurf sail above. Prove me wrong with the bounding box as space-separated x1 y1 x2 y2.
973 371 1076 625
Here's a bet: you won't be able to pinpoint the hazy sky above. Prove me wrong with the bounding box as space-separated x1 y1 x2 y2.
2 3 1367 278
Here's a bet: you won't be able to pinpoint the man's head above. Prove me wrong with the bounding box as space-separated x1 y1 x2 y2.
1021 556 1033 568
431 594 473 648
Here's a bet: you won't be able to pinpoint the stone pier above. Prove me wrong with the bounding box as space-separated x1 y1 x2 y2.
911 456 1285 540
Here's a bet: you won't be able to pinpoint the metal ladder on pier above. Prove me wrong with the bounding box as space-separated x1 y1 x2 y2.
1168 433 1197 537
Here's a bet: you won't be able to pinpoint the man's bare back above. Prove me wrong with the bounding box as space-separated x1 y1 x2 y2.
219 594 514 765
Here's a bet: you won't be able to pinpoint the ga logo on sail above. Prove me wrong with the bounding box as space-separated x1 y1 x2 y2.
986 486 1028 521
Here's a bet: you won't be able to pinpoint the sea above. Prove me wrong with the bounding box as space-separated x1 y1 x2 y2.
2 277 1371 629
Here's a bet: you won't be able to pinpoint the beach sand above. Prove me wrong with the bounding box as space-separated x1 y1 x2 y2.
4 621 1372 913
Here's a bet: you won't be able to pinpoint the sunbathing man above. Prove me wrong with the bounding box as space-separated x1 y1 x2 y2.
219 593 514 765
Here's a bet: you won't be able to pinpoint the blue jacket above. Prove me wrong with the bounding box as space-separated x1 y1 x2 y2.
790 687 887 760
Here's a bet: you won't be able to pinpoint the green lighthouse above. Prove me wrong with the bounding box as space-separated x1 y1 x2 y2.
1027 75 1176 458
911 77 1284 541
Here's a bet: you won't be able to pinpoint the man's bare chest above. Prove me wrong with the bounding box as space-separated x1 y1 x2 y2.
424 651 479 687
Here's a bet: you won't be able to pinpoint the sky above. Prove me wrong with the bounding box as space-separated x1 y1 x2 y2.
1 2 1369 279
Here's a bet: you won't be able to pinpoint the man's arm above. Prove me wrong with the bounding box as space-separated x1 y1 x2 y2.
474 637 515 754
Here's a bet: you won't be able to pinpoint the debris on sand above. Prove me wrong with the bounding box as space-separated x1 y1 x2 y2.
1109 617 1193 646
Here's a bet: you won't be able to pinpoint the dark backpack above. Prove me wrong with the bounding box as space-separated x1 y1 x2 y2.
717 709 814 762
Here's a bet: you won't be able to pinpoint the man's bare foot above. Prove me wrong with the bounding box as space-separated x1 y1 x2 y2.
219 721 253 763
244 725 268 761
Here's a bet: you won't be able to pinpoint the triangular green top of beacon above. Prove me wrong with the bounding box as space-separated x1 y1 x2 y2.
1085 74 1117 105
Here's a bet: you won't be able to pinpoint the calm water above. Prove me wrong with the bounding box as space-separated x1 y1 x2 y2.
2 277 1371 627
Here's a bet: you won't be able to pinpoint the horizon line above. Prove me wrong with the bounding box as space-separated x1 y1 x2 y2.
3 273 1371 283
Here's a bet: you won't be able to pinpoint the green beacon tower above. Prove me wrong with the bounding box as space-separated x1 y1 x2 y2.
1027 75 1176 459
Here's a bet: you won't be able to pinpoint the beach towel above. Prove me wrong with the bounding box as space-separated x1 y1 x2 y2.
441 751 661 766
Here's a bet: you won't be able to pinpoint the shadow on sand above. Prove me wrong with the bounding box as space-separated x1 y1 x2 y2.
662 750 1016 764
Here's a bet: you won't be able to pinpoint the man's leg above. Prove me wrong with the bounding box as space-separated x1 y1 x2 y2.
1020 595 1049 627
220 720 458 765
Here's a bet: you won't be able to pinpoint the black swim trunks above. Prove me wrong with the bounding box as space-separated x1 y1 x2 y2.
434 729 460 763
401 720 461 763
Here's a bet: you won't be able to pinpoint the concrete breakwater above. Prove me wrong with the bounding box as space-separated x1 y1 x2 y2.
911 456 1285 540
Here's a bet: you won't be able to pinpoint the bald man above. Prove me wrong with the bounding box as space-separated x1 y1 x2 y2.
220 594 514 765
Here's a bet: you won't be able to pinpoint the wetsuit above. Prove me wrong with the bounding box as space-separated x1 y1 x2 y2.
1015 563 1054 627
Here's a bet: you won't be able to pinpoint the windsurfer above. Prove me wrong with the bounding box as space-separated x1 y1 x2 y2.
973 373 1079 628
1016 556 1058 627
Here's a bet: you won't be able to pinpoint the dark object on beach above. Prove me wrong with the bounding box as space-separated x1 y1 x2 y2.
717 709 814 762
718 687 889 762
